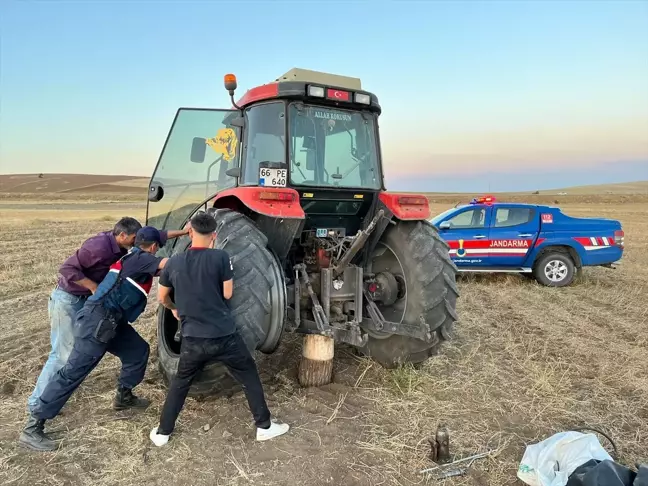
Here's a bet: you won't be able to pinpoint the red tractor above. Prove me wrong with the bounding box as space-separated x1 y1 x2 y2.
146 68 459 394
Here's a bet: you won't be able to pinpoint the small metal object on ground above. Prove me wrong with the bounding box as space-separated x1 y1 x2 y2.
436 467 467 479
436 425 450 463
419 449 496 475
428 436 438 462
428 425 451 462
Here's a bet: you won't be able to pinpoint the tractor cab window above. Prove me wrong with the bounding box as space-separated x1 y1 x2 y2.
241 102 286 185
146 108 240 232
288 103 381 190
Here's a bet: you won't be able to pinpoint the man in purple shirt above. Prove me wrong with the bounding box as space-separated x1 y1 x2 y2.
26 217 188 412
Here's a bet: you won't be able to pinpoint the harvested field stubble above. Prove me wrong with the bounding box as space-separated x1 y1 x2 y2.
0 196 646 486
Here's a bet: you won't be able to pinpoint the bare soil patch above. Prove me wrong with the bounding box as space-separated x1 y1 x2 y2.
0 194 646 486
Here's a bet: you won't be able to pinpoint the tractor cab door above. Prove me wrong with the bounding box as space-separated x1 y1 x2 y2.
437 206 492 267
146 108 241 239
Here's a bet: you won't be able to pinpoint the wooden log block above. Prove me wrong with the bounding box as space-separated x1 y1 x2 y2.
298 334 334 387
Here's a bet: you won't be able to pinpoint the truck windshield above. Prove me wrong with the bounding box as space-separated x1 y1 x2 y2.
288 103 381 190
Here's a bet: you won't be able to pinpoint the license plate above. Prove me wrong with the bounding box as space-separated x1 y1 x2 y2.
259 168 287 187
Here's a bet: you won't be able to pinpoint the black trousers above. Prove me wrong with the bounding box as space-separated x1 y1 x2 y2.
34 303 150 420
158 332 271 435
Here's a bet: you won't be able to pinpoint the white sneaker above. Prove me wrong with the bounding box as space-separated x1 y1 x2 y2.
256 420 290 441
150 427 170 447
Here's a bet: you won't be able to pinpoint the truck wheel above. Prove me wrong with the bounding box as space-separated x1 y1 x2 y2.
533 252 575 287
359 220 459 368
156 209 287 396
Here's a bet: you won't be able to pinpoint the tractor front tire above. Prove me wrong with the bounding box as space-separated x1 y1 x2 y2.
361 220 459 368
156 209 286 397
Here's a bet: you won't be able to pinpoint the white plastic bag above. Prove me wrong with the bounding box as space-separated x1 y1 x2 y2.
517 431 613 486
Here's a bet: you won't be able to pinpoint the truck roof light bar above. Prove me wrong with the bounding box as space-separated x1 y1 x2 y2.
470 195 496 205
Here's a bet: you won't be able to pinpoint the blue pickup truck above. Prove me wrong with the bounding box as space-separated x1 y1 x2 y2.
430 196 625 286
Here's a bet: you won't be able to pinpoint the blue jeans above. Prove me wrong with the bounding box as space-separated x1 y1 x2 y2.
27 287 87 412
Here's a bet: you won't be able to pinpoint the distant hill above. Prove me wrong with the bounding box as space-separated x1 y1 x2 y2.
0 173 646 196
387 160 648 193
417 180 648 196
539 180 648 195
0 174 149 194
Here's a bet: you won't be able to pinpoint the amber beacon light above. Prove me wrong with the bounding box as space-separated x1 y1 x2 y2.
224 74 237 95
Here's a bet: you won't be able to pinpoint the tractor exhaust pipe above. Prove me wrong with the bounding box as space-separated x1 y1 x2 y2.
333 209 384 277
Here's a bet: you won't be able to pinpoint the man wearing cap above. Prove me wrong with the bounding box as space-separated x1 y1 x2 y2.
26 216 142 413
19 226 184 451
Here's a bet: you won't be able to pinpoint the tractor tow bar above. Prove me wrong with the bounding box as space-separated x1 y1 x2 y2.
363 289 435 343
363 288 386 332
294 264 368 348
295 264 332 336
332 209 385 277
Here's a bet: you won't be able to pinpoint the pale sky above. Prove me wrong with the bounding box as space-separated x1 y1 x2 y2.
1 0 647 191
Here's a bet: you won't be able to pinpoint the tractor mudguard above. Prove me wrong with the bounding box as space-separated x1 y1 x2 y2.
378 192 431 221
213 187 305 219
212 187 305 260
361 193 431 267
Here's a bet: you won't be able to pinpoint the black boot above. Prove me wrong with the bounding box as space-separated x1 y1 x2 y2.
113 385 150 411
18 414 58 451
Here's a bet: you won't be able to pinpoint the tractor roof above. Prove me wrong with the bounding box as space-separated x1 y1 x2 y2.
274 68 362 90
235 68 380 113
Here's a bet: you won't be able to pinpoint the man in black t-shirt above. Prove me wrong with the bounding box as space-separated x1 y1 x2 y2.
150 211 290 447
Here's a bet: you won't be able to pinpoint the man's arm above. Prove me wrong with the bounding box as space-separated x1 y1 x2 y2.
157 284 176 310
159 227 190 247
76 278 98 294
59 244 103 293
157 263 176 310
221 252 234 300
154 257 169 275
166 229 189 239
223 279 233 300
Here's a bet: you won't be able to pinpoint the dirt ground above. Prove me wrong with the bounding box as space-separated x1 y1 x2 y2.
0 194 646 486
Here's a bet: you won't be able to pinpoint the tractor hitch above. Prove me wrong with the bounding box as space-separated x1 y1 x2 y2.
332 209 385 277
295 264 332 336
361 289 436 343
293 262 368 347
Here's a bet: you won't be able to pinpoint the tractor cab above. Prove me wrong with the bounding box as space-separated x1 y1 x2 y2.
146 68 384 239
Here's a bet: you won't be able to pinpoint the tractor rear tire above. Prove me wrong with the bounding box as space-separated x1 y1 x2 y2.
360 220 459 368
156 209 286 397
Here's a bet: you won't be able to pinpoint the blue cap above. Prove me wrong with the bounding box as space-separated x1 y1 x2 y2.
135 226 166 247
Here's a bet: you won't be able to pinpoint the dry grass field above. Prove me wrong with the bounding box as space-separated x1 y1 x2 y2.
0 178 646 486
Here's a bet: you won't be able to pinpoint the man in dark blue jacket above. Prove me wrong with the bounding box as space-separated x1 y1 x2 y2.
27 218 186 413
19 227 170 452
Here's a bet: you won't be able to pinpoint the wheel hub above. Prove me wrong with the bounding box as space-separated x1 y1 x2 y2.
544 259 568 282
367 242 408 339
370 272 400 306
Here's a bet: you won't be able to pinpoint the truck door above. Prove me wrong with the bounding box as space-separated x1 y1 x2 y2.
437 206 492 267
488 205 538 267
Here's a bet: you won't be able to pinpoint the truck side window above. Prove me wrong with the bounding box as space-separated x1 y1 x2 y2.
446 209 486 229
495 208 534 227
